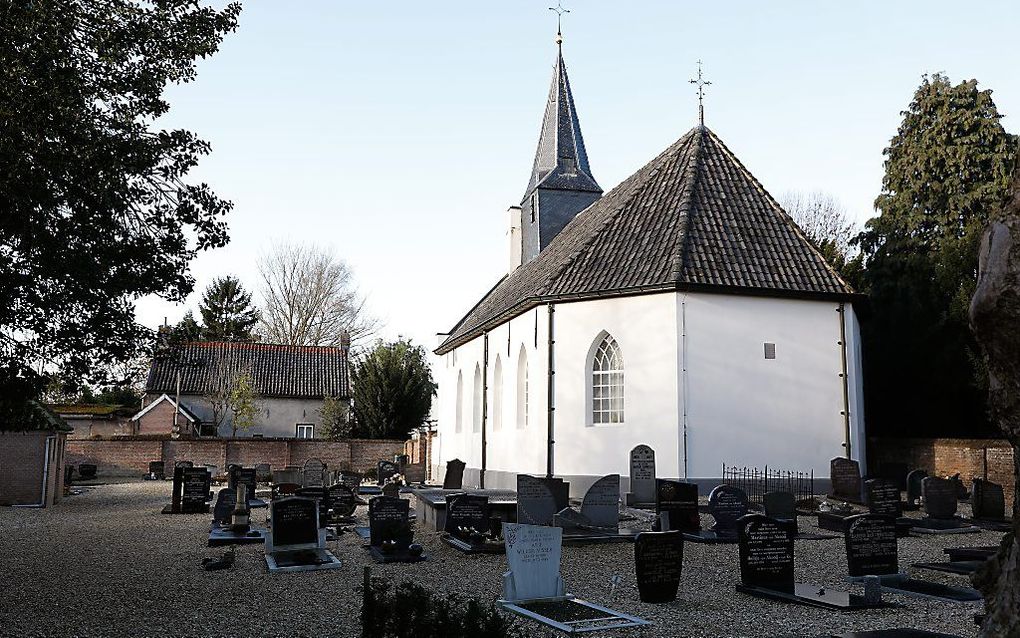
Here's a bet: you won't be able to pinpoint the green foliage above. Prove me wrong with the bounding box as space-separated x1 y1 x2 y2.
361 574 517 638
227 372 259 437
169 311 203 343
319 395 353 440
856 74 1017 437
0 0 240 416
352 339 437 440
199 276 259 341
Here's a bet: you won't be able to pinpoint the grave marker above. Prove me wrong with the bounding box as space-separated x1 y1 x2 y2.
368 497 413 548
830 457 862 502
708 485 749 536
302 458 325 488
443 459 465 489
501 523 565 603
866 479 902 517
845 514 898 577
905 469 927 509
922 477 958 519
738 514 794 590
627 445 656 506
634 531 684 603
181 467 211 514
377 460 399 485
971 478 1006 522
264 496 342 573
445 494 491 535
579 474 620 529
517 475 558 527
656 480 700 533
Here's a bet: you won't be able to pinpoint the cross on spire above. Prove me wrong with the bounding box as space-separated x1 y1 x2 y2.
689 60 711 126
549 1 569 45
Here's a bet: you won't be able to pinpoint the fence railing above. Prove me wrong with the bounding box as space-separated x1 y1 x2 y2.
721 463 815 508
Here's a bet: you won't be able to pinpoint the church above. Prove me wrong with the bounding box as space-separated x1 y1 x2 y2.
433 34 866 496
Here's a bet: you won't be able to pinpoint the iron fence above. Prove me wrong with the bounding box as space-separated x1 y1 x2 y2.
721 463 815 508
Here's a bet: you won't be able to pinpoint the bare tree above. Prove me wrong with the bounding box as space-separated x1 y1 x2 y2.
779 191 859 260
257 243 379 346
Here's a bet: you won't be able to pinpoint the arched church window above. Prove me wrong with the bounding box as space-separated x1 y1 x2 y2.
493 356 503 432
472 364 482 433
455 371 463 433
517 346 529 429
591 333 624 425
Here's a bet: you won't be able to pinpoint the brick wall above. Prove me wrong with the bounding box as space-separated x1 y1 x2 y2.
66 437 405 477
869 437 1016 507
0 431 67 507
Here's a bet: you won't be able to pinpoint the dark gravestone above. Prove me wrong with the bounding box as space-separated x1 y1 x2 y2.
708 485 749 536
78 464 97 480
879 462 909 490
148 461 165 479
634 531 684 603
339 471 363 492
234 468 257 505
922 477 958 519
368 496 412 548
272 497 319 547
845 514 898 577
255 463 272 482
540 477 570 512
656 480 700 533
971 478 1006 521
377 460 399 486
175 460 194 469
445 494 490 535
580 474 620 529
737 514 795 590
295 487 330 528
866 479 902 517
905 469 928 508
181 468 211 513
329 483 360 518
171 466 185 513
627 445 656 505
517 475 558 526
443 459 465 489
763 491 796 522
830 457 862 501
381 483 400 499
212 488 237 526
303 458 325 488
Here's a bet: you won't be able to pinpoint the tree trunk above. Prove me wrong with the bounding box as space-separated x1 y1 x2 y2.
970 171 1020 636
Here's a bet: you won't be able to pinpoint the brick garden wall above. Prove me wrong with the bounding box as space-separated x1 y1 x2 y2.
869 437 1016 507
66 437 405 477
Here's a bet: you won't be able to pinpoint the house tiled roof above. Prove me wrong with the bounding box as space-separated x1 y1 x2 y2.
146 342 350 399
436 126 855 354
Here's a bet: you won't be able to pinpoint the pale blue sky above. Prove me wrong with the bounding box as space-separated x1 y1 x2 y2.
137 1 1019 349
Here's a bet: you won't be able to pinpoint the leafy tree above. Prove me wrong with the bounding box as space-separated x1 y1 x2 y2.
169 311 203 343
352 339 436 440
856 74 1016 437
0 0 240 422
228 372 260 437
319 395 353 440
199 276 259 341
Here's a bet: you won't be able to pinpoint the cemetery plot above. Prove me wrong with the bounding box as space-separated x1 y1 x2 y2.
911 477 979 535
442 494 505 554
264 496 342 573
366 496 425 563
625 445 656 507
736 514 888 610
412 487 517 532
843 514 981 602
208 487 267 547
552 475 640 544
498 523 650 634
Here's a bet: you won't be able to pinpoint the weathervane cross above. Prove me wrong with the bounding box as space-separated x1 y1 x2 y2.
549 1 569 43
689 60 711 126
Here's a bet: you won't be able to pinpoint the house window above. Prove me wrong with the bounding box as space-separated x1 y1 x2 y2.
296 423 314 439
492 356 503 431
517 346 529 429
764 342 776 360
591 333 624 425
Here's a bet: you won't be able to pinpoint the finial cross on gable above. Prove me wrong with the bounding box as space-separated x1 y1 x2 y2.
689 60 711 126
549 1 569 42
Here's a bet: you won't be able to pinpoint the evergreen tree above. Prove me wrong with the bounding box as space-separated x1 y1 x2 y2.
169 311 203 343
857 74 1017 437
352 340 436 440
199 276 259 341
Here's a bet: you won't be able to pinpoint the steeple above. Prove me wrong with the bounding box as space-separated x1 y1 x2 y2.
515 31 602 267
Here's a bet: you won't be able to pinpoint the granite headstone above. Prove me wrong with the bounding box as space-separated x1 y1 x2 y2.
628 445 656 505
501 523 565 603
445 494 490 535
377 460 399 486
656 480 700 533
905 469 928 507
845 514 898 577
579 474 620 529
866 479 903 517
709 485 749 535
368 496 412 548
181 467 211 514
443 459 466 489
634 531 684 603
517 474 558 526
830 457 862 501
972 478 1006 521
737 514 795 590
922 477 958 519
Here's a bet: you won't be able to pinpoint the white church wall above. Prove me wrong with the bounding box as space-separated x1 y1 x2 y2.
680 293 854 480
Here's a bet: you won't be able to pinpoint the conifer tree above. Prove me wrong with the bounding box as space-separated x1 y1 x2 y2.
199 276 259 342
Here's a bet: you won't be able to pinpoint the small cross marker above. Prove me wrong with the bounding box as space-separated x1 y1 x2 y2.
689 60 711 125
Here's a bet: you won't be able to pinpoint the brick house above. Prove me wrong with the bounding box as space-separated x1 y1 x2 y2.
0 402 71 507
50 404 136 440
141 339 351 439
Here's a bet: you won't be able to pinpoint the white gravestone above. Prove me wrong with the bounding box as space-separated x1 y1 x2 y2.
501 523 566 603
627 445 656 505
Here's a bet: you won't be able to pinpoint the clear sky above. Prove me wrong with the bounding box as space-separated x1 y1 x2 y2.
137 0 1019 351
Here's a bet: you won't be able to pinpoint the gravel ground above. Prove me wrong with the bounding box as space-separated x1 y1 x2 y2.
0 480 995 638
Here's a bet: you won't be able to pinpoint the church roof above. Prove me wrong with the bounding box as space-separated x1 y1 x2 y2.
437 126 856 354
522 46 601 199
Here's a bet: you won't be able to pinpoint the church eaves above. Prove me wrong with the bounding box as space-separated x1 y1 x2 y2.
437 126 857 355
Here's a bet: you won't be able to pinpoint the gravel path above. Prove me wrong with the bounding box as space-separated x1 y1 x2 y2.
0 480 993 637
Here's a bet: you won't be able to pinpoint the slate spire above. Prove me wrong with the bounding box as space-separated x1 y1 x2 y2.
518 34 602 264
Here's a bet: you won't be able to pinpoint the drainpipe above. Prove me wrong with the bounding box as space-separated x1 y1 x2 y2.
14 435 55 508
546 303 556 478
481 332 489 489
680 296 689 479
837 303 852 459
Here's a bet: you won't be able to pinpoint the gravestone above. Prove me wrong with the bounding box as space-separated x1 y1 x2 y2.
339 471 363 492
212 488 237 526
255 463 272 482
381 482 400 498
443 459 465 489
830 457 862 501
540 477 570 512
971 478 1006 521
627 445 656 506
445 494 491 535
579 474 620 529
181 467 211 514
866 479 903 517
264 496 342 573
763 491 797 522
273 467 301 486
230 467 256 501
634 531 684 603
880 462 909 490
905 469 927 508
501 523 565 603
368 496 412 548
377 460 399 485
78 463 97 480
656 480 700 533
738 514 795 590
845 514 899 577
148 461 165 480
708 485 749 536
302 458 325 488
517 475 558 526
329 483 360 518
295 487 330 528
175 460 193 469
922 477 958 519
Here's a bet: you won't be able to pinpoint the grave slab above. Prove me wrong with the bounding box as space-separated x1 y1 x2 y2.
265 497 342 573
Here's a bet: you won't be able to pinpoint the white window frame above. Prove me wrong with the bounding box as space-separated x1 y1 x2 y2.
588 332 624 426
296 423 314 439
